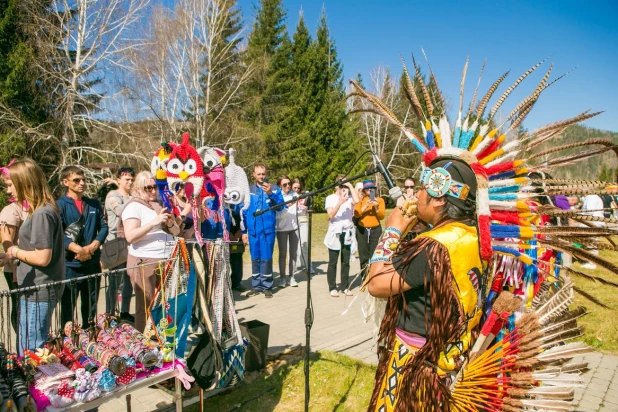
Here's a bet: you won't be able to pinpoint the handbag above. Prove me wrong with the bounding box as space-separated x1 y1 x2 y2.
100 237 128 269
229 240 245 254
64 202 88 261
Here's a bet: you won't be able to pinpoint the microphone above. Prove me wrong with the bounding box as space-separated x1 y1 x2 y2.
372 152 402 201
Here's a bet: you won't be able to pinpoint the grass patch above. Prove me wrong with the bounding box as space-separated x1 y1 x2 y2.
571 250 618 354
194 350 375 412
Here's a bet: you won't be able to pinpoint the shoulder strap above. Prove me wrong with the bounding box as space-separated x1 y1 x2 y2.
116 198 162 238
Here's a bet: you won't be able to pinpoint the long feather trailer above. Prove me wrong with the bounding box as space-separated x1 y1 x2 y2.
530 110 601 142
539 147 618 169
399 54 424 120
465 59 486 120
421 48 446 114
348 80 428 153
529 138 618 160
488 57 548 120
536 226 618 237
475 70 510 120
411 53 434 116
503 64 554 126
540 239 618 276
533 179 617 187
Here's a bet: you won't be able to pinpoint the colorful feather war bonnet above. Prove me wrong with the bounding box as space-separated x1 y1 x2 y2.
350 52 618 411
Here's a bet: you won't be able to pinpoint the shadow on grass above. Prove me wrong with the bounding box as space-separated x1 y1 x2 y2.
192 351 374 412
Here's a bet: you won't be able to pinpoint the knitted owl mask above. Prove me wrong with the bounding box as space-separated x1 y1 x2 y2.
224 148 250 210
152 142 176 210
166 132 204 200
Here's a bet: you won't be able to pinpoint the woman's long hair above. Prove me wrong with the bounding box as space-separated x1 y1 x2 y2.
8 159 57 214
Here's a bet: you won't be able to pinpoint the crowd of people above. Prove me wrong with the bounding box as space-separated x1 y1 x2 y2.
1 155 613 355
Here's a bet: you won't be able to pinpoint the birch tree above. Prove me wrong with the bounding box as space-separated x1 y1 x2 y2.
124 0 253 147
349 67 420 193
29 0 151 180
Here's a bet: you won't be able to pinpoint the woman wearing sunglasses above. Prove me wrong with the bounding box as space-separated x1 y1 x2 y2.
275 175 299 287
121 171 180 331
291 179 316 275
396 176 426 239
396 177 418 207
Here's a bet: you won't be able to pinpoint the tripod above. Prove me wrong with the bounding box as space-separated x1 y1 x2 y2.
254 169 378 411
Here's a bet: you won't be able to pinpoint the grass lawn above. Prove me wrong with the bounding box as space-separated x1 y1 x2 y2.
570 249 618 353
194 350 375 412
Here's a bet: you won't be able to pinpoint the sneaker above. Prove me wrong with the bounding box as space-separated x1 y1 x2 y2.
581 262 597 270
264 290 273 298
343 289 353 296
233 284 247 293
278 277 287 288
289 277 298 287
120 312 135 323
246 289 262 297
330 290 339 297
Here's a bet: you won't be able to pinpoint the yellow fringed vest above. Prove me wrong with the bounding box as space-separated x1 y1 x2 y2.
418 221 484 371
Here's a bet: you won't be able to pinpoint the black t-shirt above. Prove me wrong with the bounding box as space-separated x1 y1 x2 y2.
393 248 432 337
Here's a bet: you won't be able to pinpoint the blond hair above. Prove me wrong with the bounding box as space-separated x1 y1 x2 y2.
8 158 57 214
134 171 155 201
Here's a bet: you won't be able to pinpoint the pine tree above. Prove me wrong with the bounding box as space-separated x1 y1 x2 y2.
306 11 362 190
0 0 61 172
267 9 363 195
264 11 312 178
242 0 288 128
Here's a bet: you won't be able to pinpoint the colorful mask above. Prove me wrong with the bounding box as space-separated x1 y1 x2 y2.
167 132 204 200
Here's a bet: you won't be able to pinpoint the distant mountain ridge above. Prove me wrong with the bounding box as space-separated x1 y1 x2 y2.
532 124 618 181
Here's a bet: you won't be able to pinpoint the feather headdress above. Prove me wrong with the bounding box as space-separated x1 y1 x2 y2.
351 53 617 411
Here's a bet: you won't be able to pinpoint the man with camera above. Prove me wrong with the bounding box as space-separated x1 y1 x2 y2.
354 179 385 274
242 163 284 298
57 166 108 328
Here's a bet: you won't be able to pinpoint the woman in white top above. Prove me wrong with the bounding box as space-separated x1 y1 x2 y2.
292 178 316 275
275 175 299 288
324 175 359 297
122 171 179 331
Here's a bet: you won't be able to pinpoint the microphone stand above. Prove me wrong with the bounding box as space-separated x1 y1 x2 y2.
254 169 377 412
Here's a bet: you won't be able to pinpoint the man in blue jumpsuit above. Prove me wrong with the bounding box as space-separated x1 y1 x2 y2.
242 164 284 298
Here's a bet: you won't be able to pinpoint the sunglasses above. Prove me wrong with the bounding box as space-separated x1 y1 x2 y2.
71 178 86 183
144 185 157 192
281 182 290 187
404 185 416 189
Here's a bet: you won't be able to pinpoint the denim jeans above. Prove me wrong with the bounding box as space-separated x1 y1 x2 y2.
18 298 55 355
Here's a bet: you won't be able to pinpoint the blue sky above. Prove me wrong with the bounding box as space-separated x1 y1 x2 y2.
166 0 618 132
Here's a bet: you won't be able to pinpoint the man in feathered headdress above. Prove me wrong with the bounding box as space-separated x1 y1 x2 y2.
364 157 483 411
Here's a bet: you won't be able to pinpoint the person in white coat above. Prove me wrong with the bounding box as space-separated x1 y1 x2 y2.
324 175 359 297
